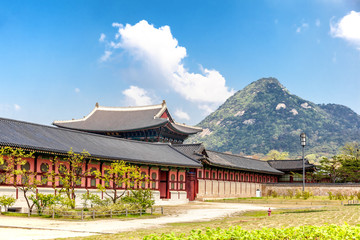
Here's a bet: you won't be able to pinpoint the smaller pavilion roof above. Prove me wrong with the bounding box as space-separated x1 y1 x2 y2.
206 151 284 175
53 101 202 135
267 159 315 172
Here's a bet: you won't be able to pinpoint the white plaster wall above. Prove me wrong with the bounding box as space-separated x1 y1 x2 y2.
197 180 263 200
0 187 176 213
218 181 225 196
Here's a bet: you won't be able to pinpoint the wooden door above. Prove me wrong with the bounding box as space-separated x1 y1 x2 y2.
186 171 196 201
159 170 169 199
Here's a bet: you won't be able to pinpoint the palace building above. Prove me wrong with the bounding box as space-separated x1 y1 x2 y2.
0 101 314 210
53 101 202 144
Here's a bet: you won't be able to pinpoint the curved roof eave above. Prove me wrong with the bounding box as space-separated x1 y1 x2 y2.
167 122 203 135
203 160 284 175
0 142 201 168
55 119 168 132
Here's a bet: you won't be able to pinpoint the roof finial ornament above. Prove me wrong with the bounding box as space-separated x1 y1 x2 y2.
95 102 99 108
162 100 166 106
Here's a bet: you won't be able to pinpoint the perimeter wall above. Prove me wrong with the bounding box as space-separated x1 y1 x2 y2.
196 179 262 199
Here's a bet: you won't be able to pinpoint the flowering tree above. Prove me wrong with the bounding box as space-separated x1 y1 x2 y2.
47 148 90 209
0 146 40 213
95 160 147 204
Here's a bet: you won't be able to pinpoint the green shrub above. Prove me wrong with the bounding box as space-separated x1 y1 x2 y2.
335 192 344 200
121 189 155 210
29 193 60 215
81 193 111 210
349 192 355 200
295 190 302 199
302 191 311 200
54 194 75 209
270 190 278 198
328 191 334 200
266 190 272 197
287 189 294 199
0 195 16 211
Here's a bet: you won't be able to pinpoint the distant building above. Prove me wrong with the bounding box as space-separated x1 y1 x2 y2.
268 159 316 182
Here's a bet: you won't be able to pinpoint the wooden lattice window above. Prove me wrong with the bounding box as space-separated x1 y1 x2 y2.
179 175 184 190
21 161 30 184
141 172 147 188
151 172 157 189
90 168 97 187
171 174 175 189
40 163 49 185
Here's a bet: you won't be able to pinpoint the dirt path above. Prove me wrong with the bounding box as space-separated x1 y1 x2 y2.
0 202 270 240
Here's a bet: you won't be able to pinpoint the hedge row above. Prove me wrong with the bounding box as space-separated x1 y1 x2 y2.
144 224 360 240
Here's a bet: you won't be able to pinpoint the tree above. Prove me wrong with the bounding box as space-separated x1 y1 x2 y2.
48 148 90 209
317 142 360 183
0 147 40 213
341 142 360 158
319 156 342 183
337 156 360 183
95 160 147 204
263 150 289 160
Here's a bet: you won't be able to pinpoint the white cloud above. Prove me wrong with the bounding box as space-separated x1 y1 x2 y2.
122 85 153 106
99 50 112 62
75 88 80 93
174 109 190 121
105 20 234 113
315 19 321 27
330 11 360 50
99 33 106 42
14 104 21 111
296 23 309 33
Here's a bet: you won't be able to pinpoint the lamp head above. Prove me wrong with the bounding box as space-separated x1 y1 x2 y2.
300 132 306 146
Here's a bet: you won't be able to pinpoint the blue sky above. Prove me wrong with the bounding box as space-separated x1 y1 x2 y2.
0 0 359 126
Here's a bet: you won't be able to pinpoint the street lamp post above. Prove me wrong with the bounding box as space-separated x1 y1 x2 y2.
300 133 306 191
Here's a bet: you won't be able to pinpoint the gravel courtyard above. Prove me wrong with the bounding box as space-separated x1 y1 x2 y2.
0 202 269 240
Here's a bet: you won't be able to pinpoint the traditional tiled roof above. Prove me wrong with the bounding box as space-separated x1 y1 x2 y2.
205 150 283 175
0 117 201 168
267 159 315 172
53 101 202 135
172 143 206 161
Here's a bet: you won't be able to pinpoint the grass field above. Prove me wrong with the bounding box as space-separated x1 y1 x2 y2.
59 198 360 240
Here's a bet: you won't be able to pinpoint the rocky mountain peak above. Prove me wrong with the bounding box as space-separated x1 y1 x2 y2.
187 78 360 157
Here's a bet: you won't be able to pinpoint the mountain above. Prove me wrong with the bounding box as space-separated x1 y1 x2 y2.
187 78 360 158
